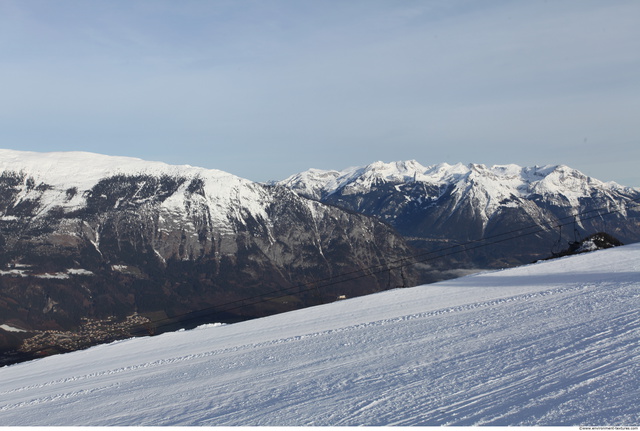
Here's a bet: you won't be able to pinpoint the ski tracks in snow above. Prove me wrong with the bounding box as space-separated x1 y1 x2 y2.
0 273 638 425
0 281 594 396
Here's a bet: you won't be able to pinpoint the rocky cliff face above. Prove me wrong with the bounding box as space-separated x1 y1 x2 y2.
0 150 416 349
278 161 640 268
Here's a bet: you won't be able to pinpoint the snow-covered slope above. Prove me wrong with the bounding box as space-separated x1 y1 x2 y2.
1 244 638 426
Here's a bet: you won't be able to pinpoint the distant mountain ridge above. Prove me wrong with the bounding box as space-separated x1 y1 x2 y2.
0 150 415 359
277 160 640 267
279 160 635 208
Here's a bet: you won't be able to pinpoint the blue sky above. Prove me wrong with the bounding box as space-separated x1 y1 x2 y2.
1 0 639 185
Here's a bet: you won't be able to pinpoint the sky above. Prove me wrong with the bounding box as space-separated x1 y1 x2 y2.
1 0 639 186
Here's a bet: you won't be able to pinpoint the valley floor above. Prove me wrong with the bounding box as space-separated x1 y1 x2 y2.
1 244 639 426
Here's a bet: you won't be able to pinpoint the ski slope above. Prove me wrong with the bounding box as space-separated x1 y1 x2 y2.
1 244 639 426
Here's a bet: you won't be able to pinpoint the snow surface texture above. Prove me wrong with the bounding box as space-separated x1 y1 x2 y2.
1 245 639 426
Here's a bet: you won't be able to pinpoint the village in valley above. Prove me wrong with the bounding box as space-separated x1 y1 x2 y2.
18 314 151 356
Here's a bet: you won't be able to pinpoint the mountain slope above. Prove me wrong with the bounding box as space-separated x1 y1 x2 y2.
0 150 415 355
1 244 638 426
278 161 640 267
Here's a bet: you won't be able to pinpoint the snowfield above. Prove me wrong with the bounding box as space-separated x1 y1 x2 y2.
1 245 639 426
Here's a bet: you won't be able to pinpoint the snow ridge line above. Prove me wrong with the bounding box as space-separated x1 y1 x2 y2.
0 282 595 401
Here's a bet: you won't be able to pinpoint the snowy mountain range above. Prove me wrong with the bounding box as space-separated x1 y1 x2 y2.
1 243 638 426
2 150 639 364
278 160 640 267
0 150 414 359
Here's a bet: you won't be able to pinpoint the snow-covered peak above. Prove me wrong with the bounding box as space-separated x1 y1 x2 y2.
277 168 343 200
281 160 439 199
339 160 430 192
364 160 426 180
280 160 628 205
0 149 236 189
0 149 271 227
